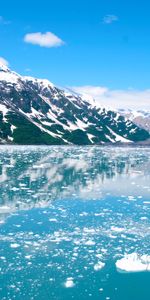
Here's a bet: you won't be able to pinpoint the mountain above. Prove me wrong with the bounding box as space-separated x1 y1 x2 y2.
118 109 150 134
0 64 149 145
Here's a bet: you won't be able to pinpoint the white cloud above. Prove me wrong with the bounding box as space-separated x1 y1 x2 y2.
72 86 107 106
73 86 107 97
24 32 64 48
103 14 118 24
72 86 150 111
0 57 9 66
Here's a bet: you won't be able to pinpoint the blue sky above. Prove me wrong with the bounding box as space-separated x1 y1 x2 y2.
1 0 150 109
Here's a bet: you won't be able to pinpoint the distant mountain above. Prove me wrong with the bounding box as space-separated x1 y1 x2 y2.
118 109 150 134
0 64 149 145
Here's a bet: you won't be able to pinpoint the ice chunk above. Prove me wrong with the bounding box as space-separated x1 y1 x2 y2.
116 253 150 272
84 240 95 246
111 226 124 233
94 261 105 271
64 277 75 288
10 243 20 248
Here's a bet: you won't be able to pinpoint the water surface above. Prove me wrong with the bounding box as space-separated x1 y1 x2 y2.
0 146 150 300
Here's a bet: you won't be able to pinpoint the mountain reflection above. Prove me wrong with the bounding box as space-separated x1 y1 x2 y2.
0 146 150 219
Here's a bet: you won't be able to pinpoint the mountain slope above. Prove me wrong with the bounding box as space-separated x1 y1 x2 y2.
0 64 149 145
118 108 150 134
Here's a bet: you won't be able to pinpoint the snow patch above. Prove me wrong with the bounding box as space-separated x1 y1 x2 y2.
0 104 9 122
106 126 132 143
11 125 17 133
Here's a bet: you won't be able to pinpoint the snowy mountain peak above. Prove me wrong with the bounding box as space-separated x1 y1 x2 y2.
0 65 56 93
23 76 55 89
0 65 149 145
0 63 10 72
0 64 22 85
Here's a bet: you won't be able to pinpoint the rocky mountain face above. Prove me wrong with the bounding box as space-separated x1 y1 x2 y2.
0 64 149 145
118 109 150 134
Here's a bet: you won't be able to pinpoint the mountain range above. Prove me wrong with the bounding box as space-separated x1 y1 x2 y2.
0 64 149 145
118 109 150 134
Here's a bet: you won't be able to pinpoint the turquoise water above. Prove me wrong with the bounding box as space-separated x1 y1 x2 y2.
0 146 150 300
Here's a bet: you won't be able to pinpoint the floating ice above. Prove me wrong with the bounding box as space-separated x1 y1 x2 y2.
0 205 10 212
84 240 95 246
25 255 32 260
111 226 124 233
94 261 105 271
10 243 20 248
64 278 75 288
116 253 150 272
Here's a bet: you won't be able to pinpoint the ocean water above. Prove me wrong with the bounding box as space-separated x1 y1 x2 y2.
0 146 150 300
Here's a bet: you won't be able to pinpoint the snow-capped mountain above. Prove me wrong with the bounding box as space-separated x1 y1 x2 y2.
0 64 149 145
118 109 150 133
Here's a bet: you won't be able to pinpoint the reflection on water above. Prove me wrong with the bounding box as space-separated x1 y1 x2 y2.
0 146 150 300
0 146 150 217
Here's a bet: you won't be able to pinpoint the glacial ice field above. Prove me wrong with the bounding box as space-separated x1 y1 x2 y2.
0 146 150 300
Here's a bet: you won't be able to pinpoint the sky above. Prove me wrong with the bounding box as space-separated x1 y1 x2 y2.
1 0 150 110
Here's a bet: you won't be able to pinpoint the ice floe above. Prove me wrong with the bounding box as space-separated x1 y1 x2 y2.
64 277 75 288
116 253 150 272
94 261 105 271
10 243 20 248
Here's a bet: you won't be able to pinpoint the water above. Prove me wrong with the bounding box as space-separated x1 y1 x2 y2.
0 146 150 300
